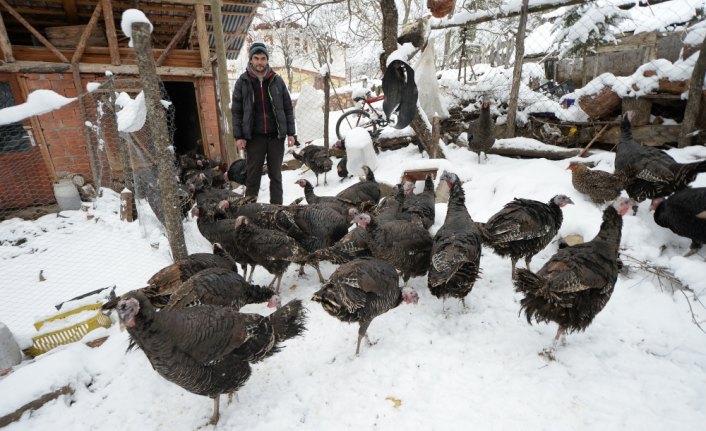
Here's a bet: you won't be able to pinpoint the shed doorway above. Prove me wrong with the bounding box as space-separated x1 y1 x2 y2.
163 81 203 156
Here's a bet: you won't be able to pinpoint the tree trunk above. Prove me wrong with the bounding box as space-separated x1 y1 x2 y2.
131 22 188 261
679 39 706 148
505 0 528 138
323 72 330 150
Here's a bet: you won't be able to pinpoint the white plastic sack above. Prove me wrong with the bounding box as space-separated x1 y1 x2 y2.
415 40 449 120
345 128 377 176
294 84 325 143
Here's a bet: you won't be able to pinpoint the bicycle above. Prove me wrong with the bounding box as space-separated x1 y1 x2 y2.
335 91 393 141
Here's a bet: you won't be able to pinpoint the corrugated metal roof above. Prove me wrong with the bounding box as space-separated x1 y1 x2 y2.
208 0 262 60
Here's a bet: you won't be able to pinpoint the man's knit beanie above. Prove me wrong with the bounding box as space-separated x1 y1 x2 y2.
249 42 269 60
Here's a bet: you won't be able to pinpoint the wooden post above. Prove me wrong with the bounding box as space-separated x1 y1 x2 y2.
71 0 103 64
131 22 188 260
323 72 330 150
120 189 134 222
194 4 210 70
156 11 196 67
505 0 529 138
0 10 14 62
210 0 237 164
679 39 706 148
0 0 69 63
71 67 101 189
101 0 120 66
430 114 441 159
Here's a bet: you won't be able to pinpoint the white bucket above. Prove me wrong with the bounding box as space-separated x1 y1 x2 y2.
53 179 82 211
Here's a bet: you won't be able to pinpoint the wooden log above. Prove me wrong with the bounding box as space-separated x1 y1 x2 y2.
578 86 621 119
486 146 581 160
120 189 133 222
679 39 706 147
377 135 422 151
0 9 14 62
86 335 109 348
101 0 120 66
0 385 74 428
621 97 651 126
70 2 103 64
430 114 441 158
659 78 689 95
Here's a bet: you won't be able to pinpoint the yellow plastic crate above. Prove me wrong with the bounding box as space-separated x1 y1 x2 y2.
23 303 112 357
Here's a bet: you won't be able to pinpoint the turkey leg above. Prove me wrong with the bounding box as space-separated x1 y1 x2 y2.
209 395 220 425
356 320 372 355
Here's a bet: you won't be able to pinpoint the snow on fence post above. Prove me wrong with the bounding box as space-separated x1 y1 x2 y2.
120 189 133 222
131 22 187 260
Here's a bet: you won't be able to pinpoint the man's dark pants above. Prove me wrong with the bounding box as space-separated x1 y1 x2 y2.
245 134 285 204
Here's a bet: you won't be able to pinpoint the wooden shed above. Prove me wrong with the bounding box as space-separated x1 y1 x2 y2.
0 0 261 212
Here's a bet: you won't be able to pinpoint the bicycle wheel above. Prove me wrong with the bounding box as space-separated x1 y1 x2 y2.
335 109 378 141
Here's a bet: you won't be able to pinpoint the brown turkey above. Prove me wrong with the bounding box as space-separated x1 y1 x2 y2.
354 212 433 286
615 112 706 201
114 291 306 425
428 172 482 308
650 187 706 257
311 257 418 355
164 267 279 310
233 215 309 295
467 99 495 163
400 174 436 229
336 165 381 209
513 198 630 357
567 161 624 204
141 243 239 308
477 194 574 278
293 145 333 186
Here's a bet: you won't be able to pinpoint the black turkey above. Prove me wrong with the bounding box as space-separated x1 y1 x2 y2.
650 187 706 257
293 145 333 186
312 257 418 355
513 198 630 356
477 194 574 278
428 172 482 307
467 99 495 163
115 291 306 425
400 174 435 229
294 179 350 218
354 212 433 286
615 112 706 201
336 165 381 209
233 215 308 295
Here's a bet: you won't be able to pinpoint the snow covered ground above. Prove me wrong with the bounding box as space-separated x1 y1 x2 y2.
1 139 705 430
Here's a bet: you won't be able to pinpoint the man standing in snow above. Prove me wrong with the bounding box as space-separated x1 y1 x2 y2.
231 42 296 204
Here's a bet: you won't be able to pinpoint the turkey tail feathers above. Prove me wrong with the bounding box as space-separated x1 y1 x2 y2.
514 269 552 325
269 299 308 343
475 222 492 243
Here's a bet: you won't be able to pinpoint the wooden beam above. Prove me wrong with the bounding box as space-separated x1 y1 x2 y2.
210 0 236 163
156 10 195 67
62 0 79 24
101 0 120 65
679 39 706 147
0 10 13 62
71 0 102 64
0 60 213 76
194 3 210 70
0 0 69 63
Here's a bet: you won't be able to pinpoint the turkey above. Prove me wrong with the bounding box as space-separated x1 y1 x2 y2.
294 179 350 218
336 165 381 209
400 174 435 229
194 206 257 281
164 267 279 310
567 161 624 204
337 156 351 181
428 172 482 308
293 145 333 186
142 243 240 307
513 198 630 357
311 257 418 355
467 99 495 163
477 194 574 278
615 112 706 201
234 215 308 295
354 212 433 286
650 187 706 257
114 291 306 425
